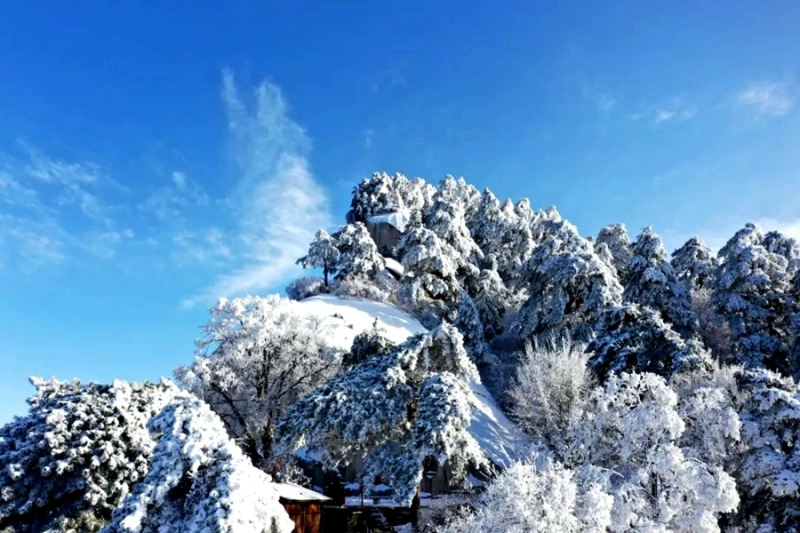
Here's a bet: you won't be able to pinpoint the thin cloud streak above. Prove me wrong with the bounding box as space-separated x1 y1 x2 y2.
737 82 793 116
181 71 331 308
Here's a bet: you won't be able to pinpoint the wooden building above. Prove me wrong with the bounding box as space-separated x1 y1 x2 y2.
275 483 332 533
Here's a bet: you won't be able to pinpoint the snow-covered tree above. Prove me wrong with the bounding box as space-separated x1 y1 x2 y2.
440 458 613 533
424 189 483 278
507 336 593 448
735 369 800 532
276 324 485 505
103 396 294 533
671 236 718 292
588 303 710 380
396 226 462 323
622 227 697 336
712 223 795 372
346 172 434 225
296 229 339 287
595 223 633 273
175 295 339 472
566 372 739 532
452 290 491 370
467 263 513 339
513 218 623 342
671 364 744 469
333 222 385 282
763 230 800 277
0 378 181 532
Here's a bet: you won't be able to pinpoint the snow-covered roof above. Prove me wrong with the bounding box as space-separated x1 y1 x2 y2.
274 482 331 502
367 209 411 233
383 257 405 277
295 294 530 467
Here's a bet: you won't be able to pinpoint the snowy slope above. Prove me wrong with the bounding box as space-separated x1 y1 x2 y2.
296 295 529 467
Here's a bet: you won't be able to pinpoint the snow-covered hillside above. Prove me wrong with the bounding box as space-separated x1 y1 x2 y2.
296 295 530 467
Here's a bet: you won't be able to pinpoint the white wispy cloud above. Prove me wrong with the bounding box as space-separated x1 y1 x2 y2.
181 71 331 308
654 105 697 124
363 129 375 148
0 145 132 268
737 82 793 116
139 170 209 222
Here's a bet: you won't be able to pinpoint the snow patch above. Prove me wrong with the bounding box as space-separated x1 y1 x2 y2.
367 209 411 233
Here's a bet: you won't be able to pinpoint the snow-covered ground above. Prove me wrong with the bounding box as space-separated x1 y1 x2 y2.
296 295 530 467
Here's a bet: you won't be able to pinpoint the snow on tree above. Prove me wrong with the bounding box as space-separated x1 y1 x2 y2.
346 172 434 225
622 227 697 336
470 190 535 284
466 263 513 339
595 223 633 274
434 175 481 221
396 226 462 324
452 289 491 370
588 303 710 381
763 230 800 277
175 295 339 472
102 396 294 533
565 372 739 532
671 236 718 292
440 458 613 533
507 336 593 448
712 223 795 372
671 364 744 469
734 368 800 532
0 378 180 532
425 190 483 275
513 217 623 343
275 323 485 506
332 222 385 282
296 229 340 287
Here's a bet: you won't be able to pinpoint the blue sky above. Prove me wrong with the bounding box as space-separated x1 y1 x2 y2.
1 0 799 422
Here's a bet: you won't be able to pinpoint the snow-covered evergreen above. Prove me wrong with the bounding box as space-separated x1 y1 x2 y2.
622 227 697 336
712 223 795 371
671 236 718 292
296 229 340 287
275 323 485 505
595 223 633 274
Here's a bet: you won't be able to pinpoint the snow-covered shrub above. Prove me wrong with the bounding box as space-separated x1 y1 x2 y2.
0 378 180 532
332 270 396 303
276 323 485 505
566 372 739 532
440 457 612 533
102 396 294 533
507 335 592 447
285 276 327 300
175 295 339 471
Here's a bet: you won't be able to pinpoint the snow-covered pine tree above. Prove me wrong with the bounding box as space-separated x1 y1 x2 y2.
513 216 622 343
595 223 633 274
671 236 718 293
588 303 710 380
296 229 340 287
275 324 485 506
622 227 697 336
175 295 339 472
102 396 294 533
0 378 181 532
333 222 386 282
763 230 800 277
396 226 462 324
712 223 795 372
565 372 739 532
735 368 800 532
